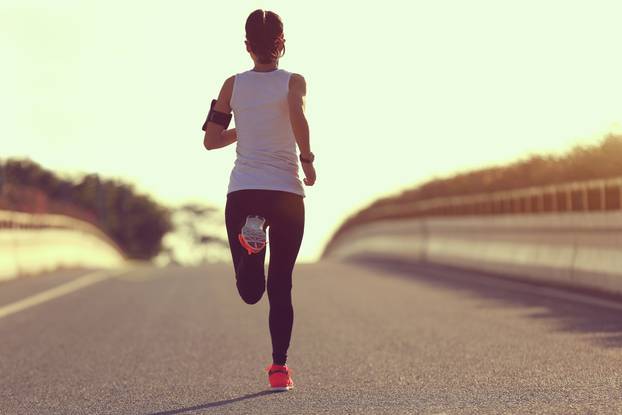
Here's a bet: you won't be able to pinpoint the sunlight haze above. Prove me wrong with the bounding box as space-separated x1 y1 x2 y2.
2 0 622 261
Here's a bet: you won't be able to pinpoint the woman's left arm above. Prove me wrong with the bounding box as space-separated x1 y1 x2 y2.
203 76 237 150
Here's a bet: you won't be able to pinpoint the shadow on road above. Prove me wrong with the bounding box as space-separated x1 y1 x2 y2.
353 257 622 349
144 390 274 415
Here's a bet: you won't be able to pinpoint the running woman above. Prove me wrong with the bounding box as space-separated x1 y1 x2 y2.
202 9 316 392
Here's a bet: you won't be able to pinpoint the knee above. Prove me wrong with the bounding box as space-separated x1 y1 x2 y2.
241 293 263 305
238 282 265 305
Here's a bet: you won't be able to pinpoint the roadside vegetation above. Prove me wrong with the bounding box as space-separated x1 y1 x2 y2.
0 159 172 260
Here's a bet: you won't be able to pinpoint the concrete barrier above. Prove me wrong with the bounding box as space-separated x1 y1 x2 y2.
0 210 125 281
325 212 622 296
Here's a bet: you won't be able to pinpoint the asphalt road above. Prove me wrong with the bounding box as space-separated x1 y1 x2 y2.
1 260 622 414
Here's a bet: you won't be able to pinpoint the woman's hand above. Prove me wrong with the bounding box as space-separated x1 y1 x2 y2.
302 162 316 186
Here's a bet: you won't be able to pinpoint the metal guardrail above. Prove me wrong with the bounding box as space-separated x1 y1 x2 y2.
360 176 622 222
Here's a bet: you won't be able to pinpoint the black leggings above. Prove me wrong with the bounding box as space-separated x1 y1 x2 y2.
225 189 305 365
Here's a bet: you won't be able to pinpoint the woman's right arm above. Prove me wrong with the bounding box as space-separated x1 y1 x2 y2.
203 76 237 150
288 73 316 186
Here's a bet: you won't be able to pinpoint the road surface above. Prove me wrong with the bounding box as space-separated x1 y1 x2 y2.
1 261 621 414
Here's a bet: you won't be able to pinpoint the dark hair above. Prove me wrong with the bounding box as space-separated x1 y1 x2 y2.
245 9 285 64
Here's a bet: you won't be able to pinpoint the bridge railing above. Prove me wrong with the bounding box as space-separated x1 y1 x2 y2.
362 176 622 222
0 210 125 280
0 210 122 252
325 176 622 296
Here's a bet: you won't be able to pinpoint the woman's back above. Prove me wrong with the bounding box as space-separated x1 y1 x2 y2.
228 68 304 196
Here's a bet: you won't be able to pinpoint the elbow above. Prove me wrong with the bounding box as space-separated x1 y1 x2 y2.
203 135 216 151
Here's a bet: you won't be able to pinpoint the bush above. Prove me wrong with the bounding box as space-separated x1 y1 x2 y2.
0 159 172 260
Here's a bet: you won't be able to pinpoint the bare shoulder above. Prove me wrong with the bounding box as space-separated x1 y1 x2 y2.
214 75 236 112
290 72 306 84
221 75 235 93
289 73 307 95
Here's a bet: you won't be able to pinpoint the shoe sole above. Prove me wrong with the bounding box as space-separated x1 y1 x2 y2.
239 217 266 255
238 233 265 255
270 386 293 392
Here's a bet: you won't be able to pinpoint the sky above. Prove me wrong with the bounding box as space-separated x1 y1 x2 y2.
2 0 622 261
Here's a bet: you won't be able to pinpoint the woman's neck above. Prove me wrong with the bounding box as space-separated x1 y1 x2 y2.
252 61 279 72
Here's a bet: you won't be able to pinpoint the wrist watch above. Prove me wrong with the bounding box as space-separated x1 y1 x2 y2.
299 152 315 164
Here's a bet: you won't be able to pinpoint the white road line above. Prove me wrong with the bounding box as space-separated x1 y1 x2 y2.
0 270 118 320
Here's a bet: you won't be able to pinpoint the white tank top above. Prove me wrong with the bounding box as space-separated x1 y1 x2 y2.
228 68 305 197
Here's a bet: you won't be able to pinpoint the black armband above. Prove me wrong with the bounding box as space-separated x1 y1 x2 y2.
202 99 232 131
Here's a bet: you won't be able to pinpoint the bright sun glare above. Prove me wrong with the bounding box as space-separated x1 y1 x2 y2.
2 0 621 261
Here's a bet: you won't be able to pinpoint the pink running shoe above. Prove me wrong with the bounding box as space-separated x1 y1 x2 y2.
238 215 266 255
266 364 294 391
